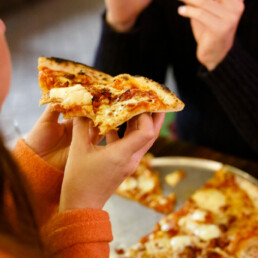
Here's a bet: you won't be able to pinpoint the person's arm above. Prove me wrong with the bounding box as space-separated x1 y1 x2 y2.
41 113 164 257
198 40 258 154
12 106 74 226
178 0 258 154
94 1 169 83
12 139 64 226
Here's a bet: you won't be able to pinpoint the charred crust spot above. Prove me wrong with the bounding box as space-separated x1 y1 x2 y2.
48 57 70 64
64 74 75 80
46 57 105 73
117 89 131 101
78 71 85 75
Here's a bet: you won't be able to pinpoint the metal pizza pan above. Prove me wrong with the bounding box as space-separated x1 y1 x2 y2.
104 156 258 257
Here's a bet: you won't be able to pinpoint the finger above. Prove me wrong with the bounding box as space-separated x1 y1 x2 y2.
114 113 156 156
178 5 222 30
0 19 6 34
106 130 119 144
89 120 104 145
62 118 73 142
124 115 139 136
129 113 165 158
71 117 91 148
178 0 226 18
152 112 165 133
221 0 245 13
38 104 60 123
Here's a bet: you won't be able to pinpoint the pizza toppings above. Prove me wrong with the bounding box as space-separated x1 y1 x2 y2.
117 169 258 257
165 170 186 186
116 154 176 214
191 189 226 214
38 57 184 135
49 85 93 107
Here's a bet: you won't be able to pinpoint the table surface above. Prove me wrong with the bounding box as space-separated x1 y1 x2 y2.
149 137 258 179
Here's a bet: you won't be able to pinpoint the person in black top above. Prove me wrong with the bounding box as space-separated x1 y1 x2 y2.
94 0 258 160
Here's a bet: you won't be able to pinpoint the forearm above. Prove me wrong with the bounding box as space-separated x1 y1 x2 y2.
12 139 64 226
198 40 258 154
94 3 169 83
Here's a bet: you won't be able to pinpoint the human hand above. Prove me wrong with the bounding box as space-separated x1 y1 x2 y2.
178 0 244 71
59 112 165 211
25 105 74 171
105 0 152 32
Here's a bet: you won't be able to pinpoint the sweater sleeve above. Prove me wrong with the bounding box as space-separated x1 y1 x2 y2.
42 209 113 258
198 40 258 154
94 2 169 83
12 139 64 226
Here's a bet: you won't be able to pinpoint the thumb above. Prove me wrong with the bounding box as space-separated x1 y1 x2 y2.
71 117 91 149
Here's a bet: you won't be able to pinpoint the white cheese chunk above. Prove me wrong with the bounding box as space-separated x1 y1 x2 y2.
138 176 155 193
191 209 207 222
49 84 92 106
118 177 137 191
179 216 221 241
192 189 226 213
171 236 192 252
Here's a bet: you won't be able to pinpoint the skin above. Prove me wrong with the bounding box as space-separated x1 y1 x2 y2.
0 18 165 211
0 19 11 108
59 113 164 211
105 0 245 70
178 0 245 70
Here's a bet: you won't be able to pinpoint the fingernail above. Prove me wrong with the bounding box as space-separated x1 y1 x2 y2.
178 6 186 14
0 19 6 33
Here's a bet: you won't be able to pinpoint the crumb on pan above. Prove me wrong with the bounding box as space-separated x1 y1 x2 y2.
165 170 186 186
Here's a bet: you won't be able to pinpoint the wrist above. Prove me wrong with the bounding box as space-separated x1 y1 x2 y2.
59 184 106 212
106 12 136 33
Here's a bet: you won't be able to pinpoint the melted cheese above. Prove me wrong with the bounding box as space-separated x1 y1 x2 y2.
191 210 207 222
119 177 137 191
178 216 221 241
192 189 226 213
49 84 92 106
171 236 192 252
138 176 155 193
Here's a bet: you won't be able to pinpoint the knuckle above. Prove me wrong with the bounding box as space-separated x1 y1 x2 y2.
237 2 245 14
197 0 205 7
196 9 205 19
143 130 155 141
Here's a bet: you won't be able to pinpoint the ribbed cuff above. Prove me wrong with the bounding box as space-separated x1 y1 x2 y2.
42 209 113 254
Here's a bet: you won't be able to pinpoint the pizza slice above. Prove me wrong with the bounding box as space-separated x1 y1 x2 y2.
118 169 258 257
116 154 176 214
38 57 184 135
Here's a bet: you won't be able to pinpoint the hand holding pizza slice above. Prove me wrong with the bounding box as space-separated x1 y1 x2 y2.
38 57 184 135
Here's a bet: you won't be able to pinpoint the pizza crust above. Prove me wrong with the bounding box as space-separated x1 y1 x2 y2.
38 57 185 135
38 57 113 88
234 175 258 209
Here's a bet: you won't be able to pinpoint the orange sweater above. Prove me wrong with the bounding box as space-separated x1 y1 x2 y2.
5 139 113 257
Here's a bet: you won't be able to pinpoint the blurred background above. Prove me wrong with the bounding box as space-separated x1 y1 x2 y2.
1 0 176 138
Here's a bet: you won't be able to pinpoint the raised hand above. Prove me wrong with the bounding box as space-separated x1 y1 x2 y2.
105 0 152 32
25 105 74 171
178 0 245 70
59 112 164 211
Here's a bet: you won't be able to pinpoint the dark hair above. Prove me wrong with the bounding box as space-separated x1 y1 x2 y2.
0 135 42 251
